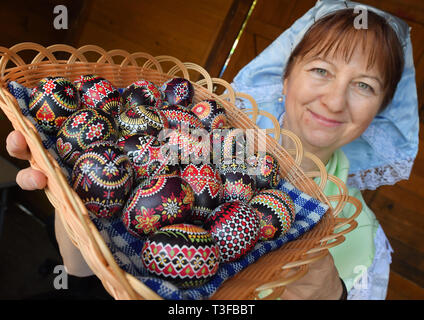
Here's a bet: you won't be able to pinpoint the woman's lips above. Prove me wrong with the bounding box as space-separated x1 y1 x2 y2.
308 110 343 128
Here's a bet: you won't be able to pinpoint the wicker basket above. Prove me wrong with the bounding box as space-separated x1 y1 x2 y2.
0 43 361 300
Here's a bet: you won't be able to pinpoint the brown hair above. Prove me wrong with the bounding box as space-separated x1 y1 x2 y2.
283 9 404 111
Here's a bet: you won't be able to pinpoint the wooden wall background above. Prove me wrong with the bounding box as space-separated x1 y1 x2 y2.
0 0 422 299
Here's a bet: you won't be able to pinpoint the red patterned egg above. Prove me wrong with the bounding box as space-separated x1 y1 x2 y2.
117 133 179 181
121 175 195 238
117 104 168 136
191 99 227 132
56 108 118 167
74 74 122 117
122 79 163 111
160 104 204 130
249 189 295 241
71 141 134 218
210 128 246 164
204 201 260 263
160 77 194 109
216 158 257 203
29 77 80 134
141 223 220 288
164 129 210 165
180 163 224 224
246 153 281 190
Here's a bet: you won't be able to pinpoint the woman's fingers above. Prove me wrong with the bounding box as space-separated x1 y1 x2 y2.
6 130 31 160
16 167 47 190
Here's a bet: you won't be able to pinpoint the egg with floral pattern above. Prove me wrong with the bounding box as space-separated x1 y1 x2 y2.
204 201 260 263
246 153 281 190
160 77 194 109
117 104 168 137
117 133 179 182
122 79 163 111
121 175 195 238
141 223 220 288
180 163 224 224
71 141 134 218
160 104 204 130
74 75 122 117
249 189 295 241
216 157 256 203
191 99 227 132
56 108 118 167
28 77 80 134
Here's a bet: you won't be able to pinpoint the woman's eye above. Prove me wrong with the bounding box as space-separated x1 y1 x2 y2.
357 82 374 93
312 68 328 76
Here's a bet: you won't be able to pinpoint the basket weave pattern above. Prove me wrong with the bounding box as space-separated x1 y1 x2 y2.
0 43 361 300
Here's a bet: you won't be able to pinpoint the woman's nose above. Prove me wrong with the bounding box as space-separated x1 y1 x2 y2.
320 81 347 113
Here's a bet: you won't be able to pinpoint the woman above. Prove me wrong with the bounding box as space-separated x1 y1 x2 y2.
231 0 418 299
6 0 419 299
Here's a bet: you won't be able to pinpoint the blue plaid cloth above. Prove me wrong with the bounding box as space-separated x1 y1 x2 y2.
8 80 329 300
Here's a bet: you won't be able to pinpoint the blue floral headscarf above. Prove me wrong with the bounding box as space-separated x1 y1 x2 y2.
231 0 419 190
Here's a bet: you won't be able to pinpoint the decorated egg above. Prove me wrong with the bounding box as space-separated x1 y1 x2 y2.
160 77 194 109
191 99 227 132
121 175 195 238
117 104 168 137
246 153 281 190
180 163 224 224
117 133 179 181
249 190 295 241
216 157 256 203
141 223 220 288
256 189 296 223
28 77 80 134
204 201 260 263
71 141 134 218
74 74 122 117
122 79 163 111
160 104 204 130
56 108 118 167
164 128 211 165
210 127 246 165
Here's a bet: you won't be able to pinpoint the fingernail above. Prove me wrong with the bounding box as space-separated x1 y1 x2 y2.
28 175 39 189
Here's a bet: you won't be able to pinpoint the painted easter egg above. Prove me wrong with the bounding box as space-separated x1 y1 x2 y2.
121 175 195 238
246 153 281 190
165 129 210 165
216 157 256 203
191 99 227 132
249 189 295 241
122 79 163 111
71 141 134 218
28 77 80 134
141 223 220 288
160 77 194 109
117 133 180 182
74 74 122 117
210 127 246 164
117 104 168 137
56 108 118 167
160 104 204 130
180 163 224 224
204 201 260 263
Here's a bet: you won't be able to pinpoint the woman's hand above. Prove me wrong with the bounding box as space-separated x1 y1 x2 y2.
280 252 344 300
6 130 47 190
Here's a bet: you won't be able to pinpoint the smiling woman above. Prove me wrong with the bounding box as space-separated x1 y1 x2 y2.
231 0 419 300
281 8 404 168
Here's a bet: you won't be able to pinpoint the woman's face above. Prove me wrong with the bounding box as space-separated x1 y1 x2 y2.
283 48 385 158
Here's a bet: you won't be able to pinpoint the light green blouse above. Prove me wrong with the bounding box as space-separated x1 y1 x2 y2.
324 149 379 292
